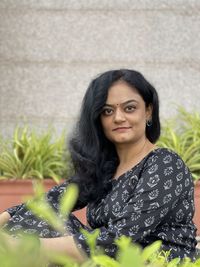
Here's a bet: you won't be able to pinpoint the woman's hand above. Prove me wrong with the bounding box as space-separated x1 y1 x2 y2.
40 236 87 263
0 212 11 227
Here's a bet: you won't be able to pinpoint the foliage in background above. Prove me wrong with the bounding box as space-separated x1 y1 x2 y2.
0 182 199 267
0 126 73 182
157 107 200 181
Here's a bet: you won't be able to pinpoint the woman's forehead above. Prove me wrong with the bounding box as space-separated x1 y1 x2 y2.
105 81 143 105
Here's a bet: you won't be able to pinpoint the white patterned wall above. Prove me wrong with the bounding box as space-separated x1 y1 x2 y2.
0 0 200 137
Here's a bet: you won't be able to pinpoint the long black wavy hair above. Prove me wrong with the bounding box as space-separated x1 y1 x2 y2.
69 69 160 203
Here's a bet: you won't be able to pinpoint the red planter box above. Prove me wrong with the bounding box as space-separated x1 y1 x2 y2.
0 179 87 225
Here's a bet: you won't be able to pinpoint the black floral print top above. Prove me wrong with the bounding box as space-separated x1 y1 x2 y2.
5 148 197 260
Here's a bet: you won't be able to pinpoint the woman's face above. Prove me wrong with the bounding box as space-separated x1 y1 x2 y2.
100 81 152 147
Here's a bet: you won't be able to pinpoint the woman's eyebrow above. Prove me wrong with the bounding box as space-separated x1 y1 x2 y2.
104 99 138 107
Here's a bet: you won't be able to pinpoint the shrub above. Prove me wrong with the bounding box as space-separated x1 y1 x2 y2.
157 107 200 181
0 126 73 182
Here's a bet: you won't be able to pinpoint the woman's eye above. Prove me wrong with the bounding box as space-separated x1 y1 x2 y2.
102 108 113 116
125 105 135 112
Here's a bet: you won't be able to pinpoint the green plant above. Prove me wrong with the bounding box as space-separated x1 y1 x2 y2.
0 126 73 182
157 107 200 181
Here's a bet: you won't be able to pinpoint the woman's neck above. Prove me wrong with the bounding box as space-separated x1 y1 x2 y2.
114 139 156 178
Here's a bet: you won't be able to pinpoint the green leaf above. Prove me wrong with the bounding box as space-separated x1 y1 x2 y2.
80 229 100 256
26 183 65 234
118 245 142 267
141 240 162 262
167 257 181 267
59 183 79 217
115 235 132 250
92 255 120 267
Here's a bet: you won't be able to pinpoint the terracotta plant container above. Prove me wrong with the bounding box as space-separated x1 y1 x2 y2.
0 179 87 225
194 181 200 236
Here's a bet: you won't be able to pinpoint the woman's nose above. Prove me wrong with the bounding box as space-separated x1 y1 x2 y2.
113 109 126 123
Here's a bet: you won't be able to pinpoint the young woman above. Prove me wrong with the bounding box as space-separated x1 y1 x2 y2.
0 69 197 262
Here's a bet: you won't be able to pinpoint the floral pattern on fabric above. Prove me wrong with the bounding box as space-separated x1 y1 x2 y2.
74 148 197 260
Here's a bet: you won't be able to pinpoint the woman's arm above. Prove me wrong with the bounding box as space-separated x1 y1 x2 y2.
0 211 11 227
1 232 86 263
40 236 87 263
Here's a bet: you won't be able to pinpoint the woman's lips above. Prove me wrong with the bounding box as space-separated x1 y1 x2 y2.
112 127 132 132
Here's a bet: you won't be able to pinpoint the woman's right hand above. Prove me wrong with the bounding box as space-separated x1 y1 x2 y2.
0 211 11 227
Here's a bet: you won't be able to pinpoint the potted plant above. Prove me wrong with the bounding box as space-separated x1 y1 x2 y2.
0 125 87 224
157 107 200 236
0 126 68 208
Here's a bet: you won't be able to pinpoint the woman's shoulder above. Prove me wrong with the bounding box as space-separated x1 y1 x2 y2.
139 147 193 188
144 147 187 169
149 147 183 159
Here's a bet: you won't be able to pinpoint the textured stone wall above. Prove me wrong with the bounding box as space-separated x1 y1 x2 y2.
0 0 200 137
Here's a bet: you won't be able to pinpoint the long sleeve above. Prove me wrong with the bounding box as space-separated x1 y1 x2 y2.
6 204 25 217
6 178 87 218
45 179 86 212
5 182 69 217
3 177 89 238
